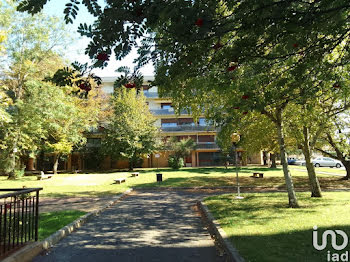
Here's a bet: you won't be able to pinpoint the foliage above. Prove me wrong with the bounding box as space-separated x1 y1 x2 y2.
17 1 350 73
166 137 196 160
101 87 158 170
168 155 184 170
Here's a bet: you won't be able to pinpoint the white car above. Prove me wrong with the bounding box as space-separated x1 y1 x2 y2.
312 157 343 168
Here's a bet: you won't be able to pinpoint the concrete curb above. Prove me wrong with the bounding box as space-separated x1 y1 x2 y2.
197 200 245 262
2 189 133 262
134 186 350 192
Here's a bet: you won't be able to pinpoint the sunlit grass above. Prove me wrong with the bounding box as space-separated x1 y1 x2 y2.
38 210 87 240
0 166 348 197
204 192 350 262
290 165 346 175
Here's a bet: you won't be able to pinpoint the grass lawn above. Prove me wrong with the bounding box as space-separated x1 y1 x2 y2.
0 166 348 197
204 192 350 262
290 165 347 175
39 210 86 240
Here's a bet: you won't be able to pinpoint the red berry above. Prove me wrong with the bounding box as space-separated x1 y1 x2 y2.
195 18 203 27
135 8 143 17
227 65 237 72
125 83 136 88
242 95 249 100
213 42 223 50
242 112 248 115
293 43 299 48
97 53 109 61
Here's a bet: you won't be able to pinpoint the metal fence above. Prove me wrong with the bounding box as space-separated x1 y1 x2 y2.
0 188 42 258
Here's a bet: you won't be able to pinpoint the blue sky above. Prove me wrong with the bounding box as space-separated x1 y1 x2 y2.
42 1 154 77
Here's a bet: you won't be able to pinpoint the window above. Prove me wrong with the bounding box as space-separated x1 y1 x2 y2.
161 105 172 109
161 123 177 127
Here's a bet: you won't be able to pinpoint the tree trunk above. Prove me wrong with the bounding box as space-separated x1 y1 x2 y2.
343 161 350 180
53 154 60 175
37 151 45 171
275 110 299 208
8 143 17 180
301 126 322 197
270 153 277 168
129 157 134 171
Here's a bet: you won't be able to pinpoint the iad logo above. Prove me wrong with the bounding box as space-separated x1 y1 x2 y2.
313 226 349 261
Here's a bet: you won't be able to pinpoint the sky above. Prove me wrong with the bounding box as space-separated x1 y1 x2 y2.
42 1 155 77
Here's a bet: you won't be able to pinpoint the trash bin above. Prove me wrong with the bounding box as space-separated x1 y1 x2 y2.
156 173 163 182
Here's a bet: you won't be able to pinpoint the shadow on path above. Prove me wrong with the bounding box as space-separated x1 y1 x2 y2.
34 191 226 262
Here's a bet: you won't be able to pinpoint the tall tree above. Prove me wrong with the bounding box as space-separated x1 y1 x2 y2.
0 4 71 178
102 87 158 170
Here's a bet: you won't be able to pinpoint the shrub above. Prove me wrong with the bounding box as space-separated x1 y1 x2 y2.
168 156 184 170
14 168 25 178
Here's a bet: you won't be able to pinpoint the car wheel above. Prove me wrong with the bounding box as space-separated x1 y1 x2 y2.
315 163 320 167
336 163 341 168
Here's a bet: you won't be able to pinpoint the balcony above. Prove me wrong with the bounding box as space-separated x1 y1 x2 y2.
143 92 159 98
196 142 220 149
161 125 217 132
150 109 190 115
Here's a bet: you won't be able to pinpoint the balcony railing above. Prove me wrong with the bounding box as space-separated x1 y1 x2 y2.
150 109 190 115
0 188 42 258
161 125 217 132
196 142 220 149
143 92 160 98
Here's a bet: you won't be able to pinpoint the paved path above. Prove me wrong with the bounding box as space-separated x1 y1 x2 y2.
39 197 115 213
33 191 226 262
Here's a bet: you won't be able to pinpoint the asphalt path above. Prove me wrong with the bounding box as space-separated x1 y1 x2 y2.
33 190 226 262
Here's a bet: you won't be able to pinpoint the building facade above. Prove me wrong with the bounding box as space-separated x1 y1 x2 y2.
26 76 263 172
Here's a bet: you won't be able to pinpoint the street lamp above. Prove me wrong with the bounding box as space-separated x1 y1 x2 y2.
231 133 244 199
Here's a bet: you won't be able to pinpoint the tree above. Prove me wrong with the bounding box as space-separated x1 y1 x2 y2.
18 0 350 206
315 117 350 180
0 4 71 178
102 87 158 170
166 137 196 169
17 1 349 72
237 113 279 169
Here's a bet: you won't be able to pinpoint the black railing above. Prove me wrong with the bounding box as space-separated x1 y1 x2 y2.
0 188 42 258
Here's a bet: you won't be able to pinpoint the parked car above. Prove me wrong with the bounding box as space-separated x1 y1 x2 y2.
295 159 306 166
312 157 343 168
287 158 298 165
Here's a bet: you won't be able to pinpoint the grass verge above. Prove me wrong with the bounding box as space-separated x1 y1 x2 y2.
0 167 348 197
204 192 350 262
38 210 87 240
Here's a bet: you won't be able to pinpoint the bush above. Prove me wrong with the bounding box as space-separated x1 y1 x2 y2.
14 168 25 178
168 156 184 170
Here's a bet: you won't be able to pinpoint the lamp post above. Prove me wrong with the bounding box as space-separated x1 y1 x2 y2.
231 133 244 199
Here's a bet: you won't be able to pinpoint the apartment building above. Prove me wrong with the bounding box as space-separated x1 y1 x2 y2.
26 76 263 172
94 76 227 169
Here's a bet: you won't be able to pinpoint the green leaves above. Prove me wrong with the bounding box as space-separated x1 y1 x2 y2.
101 87 158 166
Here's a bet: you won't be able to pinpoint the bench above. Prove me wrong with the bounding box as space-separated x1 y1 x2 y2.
37 171 53 180
131 172 139 177
114 178 126 184
252 172 264 178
